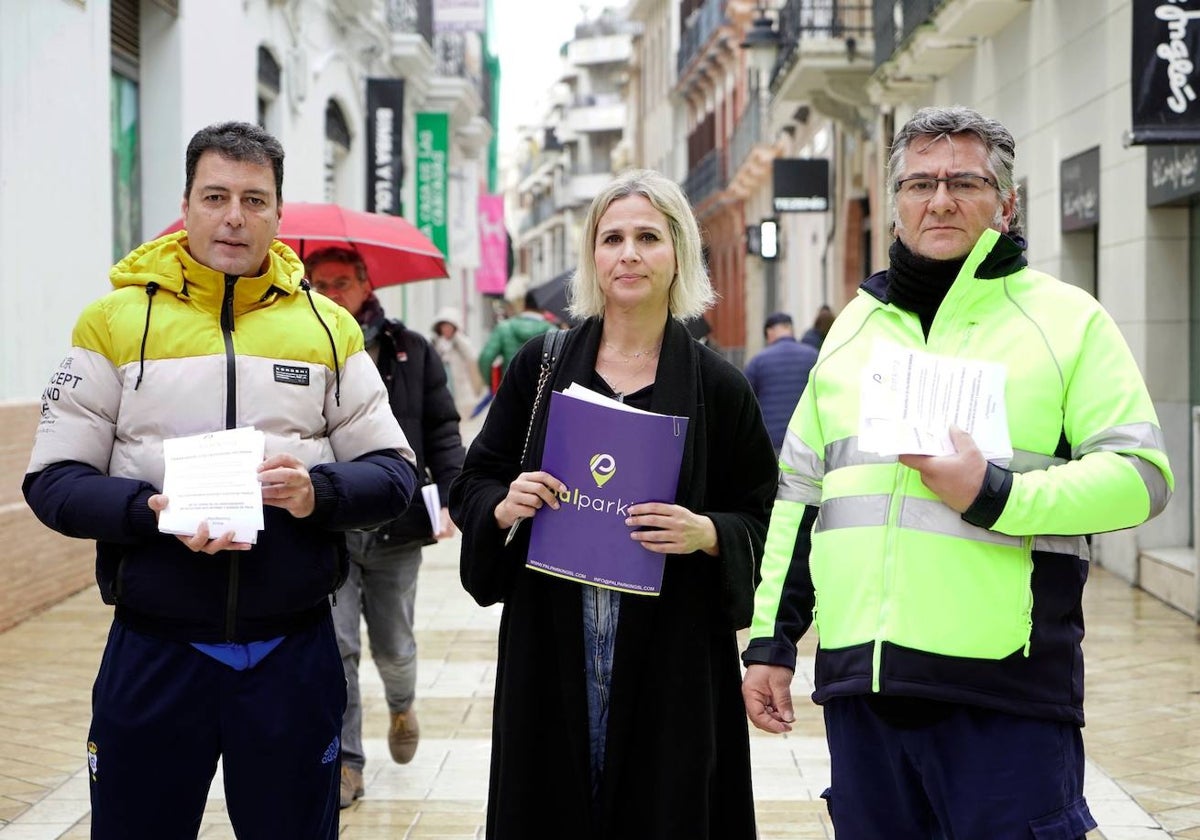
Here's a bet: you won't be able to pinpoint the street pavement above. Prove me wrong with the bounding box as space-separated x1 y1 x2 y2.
0 521 1197 837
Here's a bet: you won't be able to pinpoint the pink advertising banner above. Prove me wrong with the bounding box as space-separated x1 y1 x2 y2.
476 193 508 295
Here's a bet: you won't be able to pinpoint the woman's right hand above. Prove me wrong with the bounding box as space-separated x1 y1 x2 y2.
494 471 567 529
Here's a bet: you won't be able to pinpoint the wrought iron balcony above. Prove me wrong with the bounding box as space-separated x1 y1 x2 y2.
677 0 727 77
386 0 433 44
872 0 937 68
870 0 1027 96
683 147 726 206
771 0 873 86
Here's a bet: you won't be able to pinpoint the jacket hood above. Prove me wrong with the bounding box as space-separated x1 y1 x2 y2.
110 231 306 295
432 306 462 332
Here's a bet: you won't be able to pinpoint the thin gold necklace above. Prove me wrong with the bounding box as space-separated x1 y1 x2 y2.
602 337 661 363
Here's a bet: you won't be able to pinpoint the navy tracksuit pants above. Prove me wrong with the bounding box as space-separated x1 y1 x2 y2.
823 695 1097 840
87 616 346 840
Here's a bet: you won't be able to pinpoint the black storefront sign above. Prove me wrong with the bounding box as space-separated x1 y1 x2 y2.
773 158 830 213
1061 147 1100 232
1148 144 1200 205
366 78 405 215
1130 0 1200 144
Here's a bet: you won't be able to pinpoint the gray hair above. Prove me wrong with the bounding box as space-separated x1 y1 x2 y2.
568 169 716 321
887 106 1022 238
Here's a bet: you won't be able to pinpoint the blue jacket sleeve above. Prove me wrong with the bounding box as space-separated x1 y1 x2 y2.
23 461 159 544
309 448 419 531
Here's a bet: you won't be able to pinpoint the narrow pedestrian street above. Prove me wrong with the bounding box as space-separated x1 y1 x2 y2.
0 530 1197 838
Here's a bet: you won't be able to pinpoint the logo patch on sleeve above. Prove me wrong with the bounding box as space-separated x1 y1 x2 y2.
273 364 311 386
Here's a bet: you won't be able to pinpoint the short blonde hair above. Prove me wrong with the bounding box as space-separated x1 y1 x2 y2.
568 169 715 321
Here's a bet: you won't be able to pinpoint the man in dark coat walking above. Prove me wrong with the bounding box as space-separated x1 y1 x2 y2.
744 311 819 453
306 247 465 808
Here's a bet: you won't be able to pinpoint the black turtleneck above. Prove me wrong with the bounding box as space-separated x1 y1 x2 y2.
885 239 966 339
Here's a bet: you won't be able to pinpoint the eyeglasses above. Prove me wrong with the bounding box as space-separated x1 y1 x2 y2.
310 277 362 294
895 174 999 201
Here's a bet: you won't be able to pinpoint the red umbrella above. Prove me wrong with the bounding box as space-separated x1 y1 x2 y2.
158 202 448 287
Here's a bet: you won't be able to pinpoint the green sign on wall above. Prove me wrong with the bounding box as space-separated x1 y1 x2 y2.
415 112 449 260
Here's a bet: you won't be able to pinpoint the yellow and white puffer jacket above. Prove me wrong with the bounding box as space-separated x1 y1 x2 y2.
24 232 417 643
744 229 1173 724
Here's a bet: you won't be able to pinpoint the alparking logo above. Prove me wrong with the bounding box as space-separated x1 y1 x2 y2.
589 453 616 488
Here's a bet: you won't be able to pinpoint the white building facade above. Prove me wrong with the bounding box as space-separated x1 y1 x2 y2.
0 0 495 625
1 0 495 405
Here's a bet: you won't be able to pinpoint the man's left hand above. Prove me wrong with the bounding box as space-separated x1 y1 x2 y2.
259 453 316 518
898 426 986 513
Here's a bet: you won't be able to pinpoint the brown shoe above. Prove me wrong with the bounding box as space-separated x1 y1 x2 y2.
339 764 364 809
388 709 419 764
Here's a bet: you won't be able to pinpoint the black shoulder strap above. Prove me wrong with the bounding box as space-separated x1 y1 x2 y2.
542 327 566 364
519 329 568 468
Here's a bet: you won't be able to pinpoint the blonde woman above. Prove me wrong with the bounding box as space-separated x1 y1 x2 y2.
450 169 776 839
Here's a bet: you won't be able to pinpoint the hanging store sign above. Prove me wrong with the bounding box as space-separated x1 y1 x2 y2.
1130 0 1200 144
415 112 449 259
773 159 830 212
1060 147 1100 232
1147 143 1200 204
365 78 404 216
477 194 508 294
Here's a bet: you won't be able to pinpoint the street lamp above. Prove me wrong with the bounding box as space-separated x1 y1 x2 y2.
740 3 780 83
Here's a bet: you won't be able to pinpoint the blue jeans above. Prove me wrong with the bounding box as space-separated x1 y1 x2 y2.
332 531 422 771
582 585 621 797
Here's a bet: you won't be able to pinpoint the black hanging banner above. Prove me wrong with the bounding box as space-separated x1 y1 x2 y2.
1130 0 1200 144
366 78 405 215
773 159 830 213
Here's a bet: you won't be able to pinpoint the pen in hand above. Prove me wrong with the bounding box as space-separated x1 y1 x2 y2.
504 517 525 546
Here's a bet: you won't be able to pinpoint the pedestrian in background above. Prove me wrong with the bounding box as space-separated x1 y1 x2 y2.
23 121 417 839
306 247 465 809
744 311 819 454
742 105 1173 839
450 168 777 838
432 305 485 418
476 274 555 390
799 303 835 350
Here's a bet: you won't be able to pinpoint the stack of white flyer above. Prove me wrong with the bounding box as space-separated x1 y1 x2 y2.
158 427 266 544
858 342 1013 461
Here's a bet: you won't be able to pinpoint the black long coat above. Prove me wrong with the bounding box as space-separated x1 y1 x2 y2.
448 316 778 840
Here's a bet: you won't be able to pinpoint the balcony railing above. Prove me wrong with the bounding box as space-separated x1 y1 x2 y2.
683 147 726 206
520 194 559 233
677 0 726 77
386 0 433 44
771 0 874 85
729 93 765 174
872 0 939 68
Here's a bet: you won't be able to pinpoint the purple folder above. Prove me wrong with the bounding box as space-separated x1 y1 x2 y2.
526 388 689 595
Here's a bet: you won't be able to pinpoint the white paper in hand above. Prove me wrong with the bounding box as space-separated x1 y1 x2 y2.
158 427 266 544
421 484 441 534
858 342 1012 461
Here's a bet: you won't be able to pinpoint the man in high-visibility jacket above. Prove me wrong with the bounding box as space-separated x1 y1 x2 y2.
742 106 1174 839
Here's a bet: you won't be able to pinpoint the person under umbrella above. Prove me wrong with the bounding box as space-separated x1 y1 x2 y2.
306 246 465 809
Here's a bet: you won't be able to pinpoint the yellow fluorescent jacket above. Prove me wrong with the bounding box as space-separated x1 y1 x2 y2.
745 229 1173 723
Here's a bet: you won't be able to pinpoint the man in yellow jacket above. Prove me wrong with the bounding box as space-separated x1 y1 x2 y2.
742 106 1173 839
